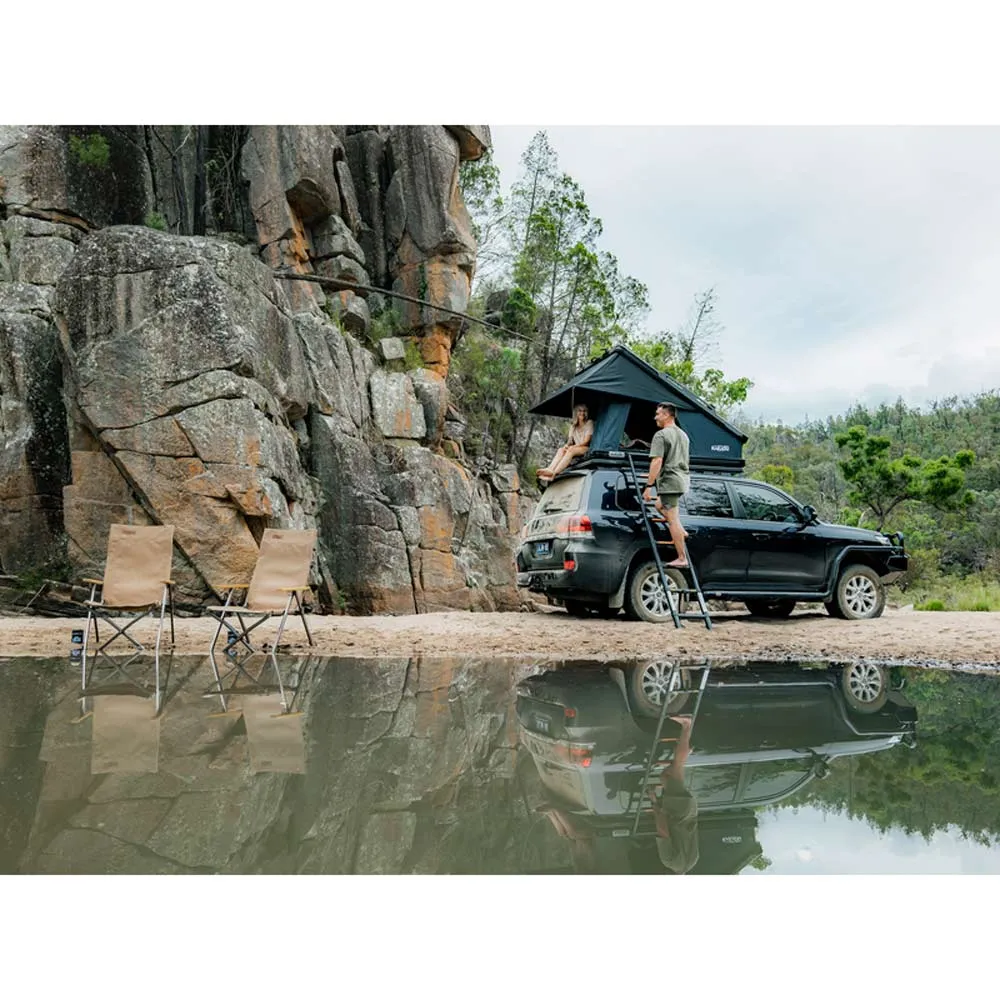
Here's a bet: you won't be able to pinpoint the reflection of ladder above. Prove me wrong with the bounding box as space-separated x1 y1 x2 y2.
627 665 710 836
624 452 712 630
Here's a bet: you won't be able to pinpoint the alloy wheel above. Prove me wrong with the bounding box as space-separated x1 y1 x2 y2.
844 663 884 705
843 574 878 617
640 660 684 706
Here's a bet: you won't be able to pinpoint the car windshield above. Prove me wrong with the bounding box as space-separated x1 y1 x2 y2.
534 475 587 515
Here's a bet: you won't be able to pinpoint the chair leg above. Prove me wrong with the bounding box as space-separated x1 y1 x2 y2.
273 593 294 651
169 585 176 647
154 586 167 716
293 591 314 646
82 605 96 696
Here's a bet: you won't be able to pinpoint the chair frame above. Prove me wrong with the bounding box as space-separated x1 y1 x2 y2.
80 525 176 716
207 528 317 655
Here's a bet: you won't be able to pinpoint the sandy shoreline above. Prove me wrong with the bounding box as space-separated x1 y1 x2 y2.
1 606 998 668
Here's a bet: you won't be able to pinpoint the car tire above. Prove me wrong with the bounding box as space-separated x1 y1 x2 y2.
563 600 593 617
624 561 688 624
629 661 692 719
840 663 889 714
744 598 797 618
834 564 886 620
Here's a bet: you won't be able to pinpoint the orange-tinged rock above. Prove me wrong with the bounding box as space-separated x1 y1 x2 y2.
417 506 454 552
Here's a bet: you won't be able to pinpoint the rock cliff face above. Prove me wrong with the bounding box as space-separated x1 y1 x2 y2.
0 125 528 612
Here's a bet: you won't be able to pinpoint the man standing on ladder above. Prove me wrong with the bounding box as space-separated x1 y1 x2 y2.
642 402 691 568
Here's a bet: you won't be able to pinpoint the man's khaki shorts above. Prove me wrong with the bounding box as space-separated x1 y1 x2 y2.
656 490 683 511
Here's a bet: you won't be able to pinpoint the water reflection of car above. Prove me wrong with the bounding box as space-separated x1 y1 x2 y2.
516 661 917 873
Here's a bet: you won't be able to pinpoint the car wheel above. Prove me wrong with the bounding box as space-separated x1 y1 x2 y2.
563 600 593 617
629 661 692 719
625 561 687 624
840 663 889 713
834 564 886 620
744 598 796 618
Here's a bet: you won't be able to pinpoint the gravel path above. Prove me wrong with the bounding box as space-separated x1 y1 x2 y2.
1 606 997 668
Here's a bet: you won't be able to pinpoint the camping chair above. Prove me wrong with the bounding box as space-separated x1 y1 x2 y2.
81 524 176 714
207 528 316 655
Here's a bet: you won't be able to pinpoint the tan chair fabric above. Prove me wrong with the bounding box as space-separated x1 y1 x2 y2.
245 528 317 612
91 695 160 774
101 524 175 608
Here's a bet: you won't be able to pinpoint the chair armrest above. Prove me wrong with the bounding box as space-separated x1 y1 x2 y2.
278 586 310 593
213 583 249 590
82 577 104 585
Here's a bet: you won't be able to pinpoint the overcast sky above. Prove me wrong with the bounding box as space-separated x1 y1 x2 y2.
489 126 1000 425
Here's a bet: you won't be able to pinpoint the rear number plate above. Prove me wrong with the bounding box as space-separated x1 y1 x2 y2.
534 540 552 557
533 714 551 734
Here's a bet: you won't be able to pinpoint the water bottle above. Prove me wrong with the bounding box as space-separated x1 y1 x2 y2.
70 627 84 663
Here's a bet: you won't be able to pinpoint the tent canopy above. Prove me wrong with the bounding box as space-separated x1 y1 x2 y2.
530 345 748 472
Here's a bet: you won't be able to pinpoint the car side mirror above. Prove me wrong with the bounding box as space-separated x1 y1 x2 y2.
801 504 818 525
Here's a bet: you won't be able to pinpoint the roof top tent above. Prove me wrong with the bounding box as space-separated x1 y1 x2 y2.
529 345 748 474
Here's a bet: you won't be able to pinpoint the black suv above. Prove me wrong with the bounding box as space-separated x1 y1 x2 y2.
515 456 908 622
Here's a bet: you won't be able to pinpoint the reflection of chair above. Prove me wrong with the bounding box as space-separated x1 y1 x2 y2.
242 695 306 774
90 694 160 774
207 528 316 654
82 524 175 713
206 650 315 774
206 648 315 716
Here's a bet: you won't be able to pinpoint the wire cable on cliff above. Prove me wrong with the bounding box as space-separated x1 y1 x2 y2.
272 269 535 343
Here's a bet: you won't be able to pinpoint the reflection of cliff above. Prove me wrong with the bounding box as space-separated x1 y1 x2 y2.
0 659 60 872
8 656 571 874
0 125 527 613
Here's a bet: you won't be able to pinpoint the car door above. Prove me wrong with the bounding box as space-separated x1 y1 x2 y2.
679 478 749 588
729 482 827 590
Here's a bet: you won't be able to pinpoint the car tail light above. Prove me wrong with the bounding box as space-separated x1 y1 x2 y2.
554 515 593 538
564 707 576 719
563 558 576 571
569 745 593 767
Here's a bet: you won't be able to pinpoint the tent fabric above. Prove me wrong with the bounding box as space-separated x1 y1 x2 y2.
530 346 747 470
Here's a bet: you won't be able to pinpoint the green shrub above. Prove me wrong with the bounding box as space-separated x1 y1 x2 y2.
68 132 110 169
970 601 992 612
403 338 423 370
917 599 946 611
144 211 167 231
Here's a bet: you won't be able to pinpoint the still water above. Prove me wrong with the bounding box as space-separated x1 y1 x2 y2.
2 652 998 874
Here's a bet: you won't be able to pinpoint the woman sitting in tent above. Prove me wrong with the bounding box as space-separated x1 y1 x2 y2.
538 404 594 484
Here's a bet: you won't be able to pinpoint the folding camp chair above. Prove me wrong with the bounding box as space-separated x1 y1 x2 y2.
207 528 316 655
81 524 176 714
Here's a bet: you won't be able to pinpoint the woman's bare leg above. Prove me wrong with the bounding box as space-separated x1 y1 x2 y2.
547 444 588 478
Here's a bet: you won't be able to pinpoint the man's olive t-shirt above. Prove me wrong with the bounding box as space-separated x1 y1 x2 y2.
650 424 690 494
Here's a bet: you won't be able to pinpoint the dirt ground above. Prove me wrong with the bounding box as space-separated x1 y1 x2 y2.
0 605 997 668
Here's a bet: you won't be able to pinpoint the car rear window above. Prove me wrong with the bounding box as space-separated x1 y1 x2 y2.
531 475 587 516
681 480 735 518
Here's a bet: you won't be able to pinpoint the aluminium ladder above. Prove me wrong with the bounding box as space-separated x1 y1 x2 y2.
627 664 711 837
624 452 713 630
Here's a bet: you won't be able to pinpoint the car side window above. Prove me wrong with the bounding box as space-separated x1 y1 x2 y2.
680 480 735 518
732 483 800 523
